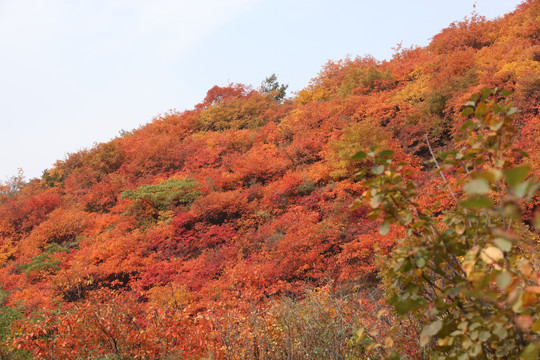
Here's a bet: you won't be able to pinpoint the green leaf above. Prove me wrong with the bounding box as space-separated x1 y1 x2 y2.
512 289 524 313
475 169 501 183
420 320 443 346
521 343 539 360
499 89 513 97
398 210 413 225
379 221 390 235
494 238 512 252
475 103 489 118
502 201 521 219
470 344 482 356
480 88 493 101
507 107 518 115
370 194 383 208
496 272 512 290
504 166 530 187
535 210 540 231
447 287 460 297
379 149 395 158
460 197 494 209
393 298 423 314
525 182 540 200
489 120 504 131
493 325 508 340
372 165 385 175
478 331 490 342
351 151 367 160
464 178 490 195
512 148 529 158
462 107 474 117
424 320 443 336
512 181 530 198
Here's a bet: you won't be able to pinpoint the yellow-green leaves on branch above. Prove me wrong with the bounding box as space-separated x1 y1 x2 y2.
353 90 540 359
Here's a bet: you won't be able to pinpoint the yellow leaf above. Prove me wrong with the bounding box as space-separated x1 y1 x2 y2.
462 260 476 278
481 246 504 264
384 336 394 348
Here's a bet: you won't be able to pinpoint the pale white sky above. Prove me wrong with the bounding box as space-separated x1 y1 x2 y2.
0 0 523 180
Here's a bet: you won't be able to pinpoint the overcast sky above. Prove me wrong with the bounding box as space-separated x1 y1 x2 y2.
0 0 523 180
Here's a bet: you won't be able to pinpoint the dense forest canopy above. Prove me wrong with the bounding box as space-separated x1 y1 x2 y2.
0 1 539 359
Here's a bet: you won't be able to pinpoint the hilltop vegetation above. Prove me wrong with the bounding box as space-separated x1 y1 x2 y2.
0 2 539 359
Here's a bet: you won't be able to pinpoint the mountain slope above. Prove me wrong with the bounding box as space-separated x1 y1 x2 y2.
0 1 539 358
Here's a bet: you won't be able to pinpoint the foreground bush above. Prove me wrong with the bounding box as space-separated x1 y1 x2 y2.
354 90 540 359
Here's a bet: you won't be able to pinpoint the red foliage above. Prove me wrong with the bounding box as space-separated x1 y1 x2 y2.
0 189 62 238
198 83 254 109
1 3 539 358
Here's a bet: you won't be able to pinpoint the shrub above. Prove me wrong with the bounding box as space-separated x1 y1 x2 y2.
121 178 200 222
207 288 368 360
0 290 31 360
198 93 274 131
326 121 391 179
354 89 540 359
339 67 393 97
17 243 68 275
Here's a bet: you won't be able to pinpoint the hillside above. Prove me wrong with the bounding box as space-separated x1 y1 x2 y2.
0 1 539 359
